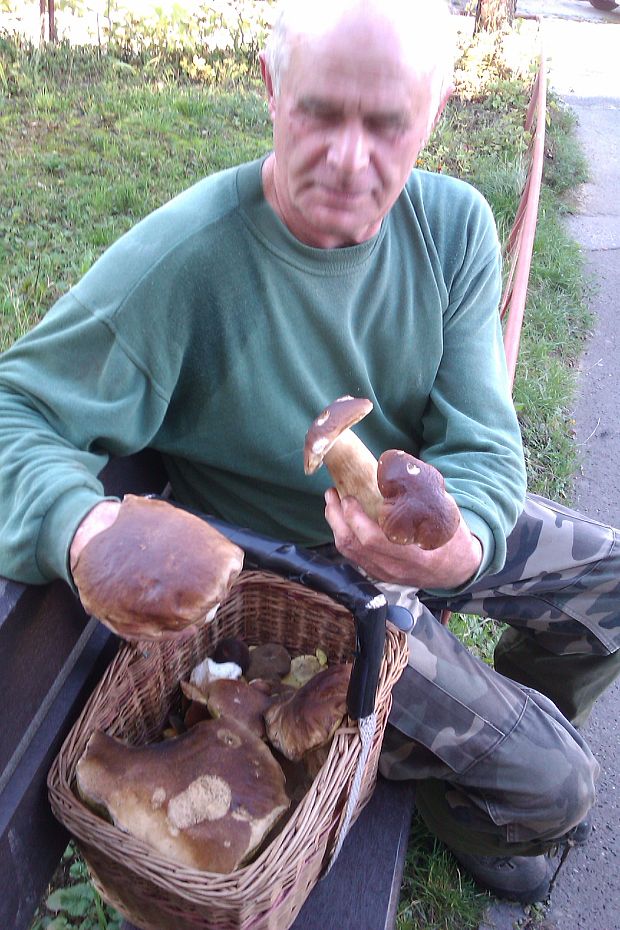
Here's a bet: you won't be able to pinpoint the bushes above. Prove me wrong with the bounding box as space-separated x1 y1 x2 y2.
0 0 275 86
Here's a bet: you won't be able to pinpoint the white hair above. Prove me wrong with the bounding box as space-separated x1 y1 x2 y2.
263 0 455 110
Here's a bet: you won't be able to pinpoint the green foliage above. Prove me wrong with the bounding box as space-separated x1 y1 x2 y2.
397 817 490 930
30 844 122 930
0 36 272 351
1 0 276 86
543 97 589 195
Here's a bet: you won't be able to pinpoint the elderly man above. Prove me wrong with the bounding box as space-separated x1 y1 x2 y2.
0 0 618 904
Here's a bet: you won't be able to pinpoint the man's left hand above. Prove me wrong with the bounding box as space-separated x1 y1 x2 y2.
324 487 483 590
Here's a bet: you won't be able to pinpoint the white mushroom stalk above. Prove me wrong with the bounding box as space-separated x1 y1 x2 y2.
304 396 383 521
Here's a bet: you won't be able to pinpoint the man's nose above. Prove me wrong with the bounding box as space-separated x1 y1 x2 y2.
326 120 369 173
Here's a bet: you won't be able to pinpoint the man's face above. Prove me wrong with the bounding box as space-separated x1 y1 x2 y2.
263 16 440 248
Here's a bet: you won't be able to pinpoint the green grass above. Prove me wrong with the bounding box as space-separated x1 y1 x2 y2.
397 820 491 930
0 24 592 930
0 36 272 351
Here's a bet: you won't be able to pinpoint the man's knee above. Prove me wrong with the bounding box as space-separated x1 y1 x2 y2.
474 688 599 844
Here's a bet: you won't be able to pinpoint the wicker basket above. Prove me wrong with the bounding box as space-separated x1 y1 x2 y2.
48 569 408 930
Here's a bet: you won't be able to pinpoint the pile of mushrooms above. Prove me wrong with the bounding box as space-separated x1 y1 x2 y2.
76 638 351 874
304 396 460 549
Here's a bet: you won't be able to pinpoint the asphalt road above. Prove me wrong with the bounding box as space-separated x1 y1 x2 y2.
474 3 620 929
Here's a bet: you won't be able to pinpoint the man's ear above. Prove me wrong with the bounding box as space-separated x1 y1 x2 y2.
259 51 277 120
430 81 454 135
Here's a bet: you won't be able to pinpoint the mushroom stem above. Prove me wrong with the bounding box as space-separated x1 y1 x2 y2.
323 429 383 521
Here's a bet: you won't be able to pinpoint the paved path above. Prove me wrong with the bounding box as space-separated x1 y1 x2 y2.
480 5 620 930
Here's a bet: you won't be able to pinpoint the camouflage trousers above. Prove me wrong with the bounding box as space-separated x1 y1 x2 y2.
375 493 620 856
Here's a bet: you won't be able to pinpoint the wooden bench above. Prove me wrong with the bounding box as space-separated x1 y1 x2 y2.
0 43 547 930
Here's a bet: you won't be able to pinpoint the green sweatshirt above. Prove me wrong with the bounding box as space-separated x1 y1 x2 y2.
0 157 526 591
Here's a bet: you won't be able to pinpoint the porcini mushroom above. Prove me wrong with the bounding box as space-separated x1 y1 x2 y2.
377 450 460 549
213 637 251 675
203 678 273 740
265 663 352 762
75 719 289 873
245 643 292 682
304 396 383 520
72 495 244 640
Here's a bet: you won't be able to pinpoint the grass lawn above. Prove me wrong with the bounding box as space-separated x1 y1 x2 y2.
0 16 591 930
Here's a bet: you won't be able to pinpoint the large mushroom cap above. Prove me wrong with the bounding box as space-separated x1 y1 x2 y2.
264 663 352 762
304 396 374 475
75 719 289 873
72 495 244 640
376 450 460 549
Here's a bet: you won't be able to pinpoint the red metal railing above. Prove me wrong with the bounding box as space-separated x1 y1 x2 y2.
440 45 547 626
500 44 548 389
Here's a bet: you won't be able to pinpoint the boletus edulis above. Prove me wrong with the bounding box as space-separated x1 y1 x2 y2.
304 397 460 550
264 663 352 762
72 495 244 640
76 719 289 873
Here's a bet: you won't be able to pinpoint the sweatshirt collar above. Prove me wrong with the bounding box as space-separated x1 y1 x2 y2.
236 157 387 273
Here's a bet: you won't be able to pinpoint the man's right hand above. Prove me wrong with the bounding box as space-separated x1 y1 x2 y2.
69 500 121 575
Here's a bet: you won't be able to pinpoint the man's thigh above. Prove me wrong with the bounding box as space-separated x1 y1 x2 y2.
425 493 620 656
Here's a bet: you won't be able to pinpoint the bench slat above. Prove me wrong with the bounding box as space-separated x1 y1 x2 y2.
0 621 117 930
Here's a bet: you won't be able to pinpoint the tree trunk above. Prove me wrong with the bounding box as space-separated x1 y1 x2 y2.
38 0 57 44
39 0 46 43
48 0 56 43
474 0 516 32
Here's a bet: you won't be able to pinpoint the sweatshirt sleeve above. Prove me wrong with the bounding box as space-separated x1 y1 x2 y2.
0 290 170 586
419 184 527 590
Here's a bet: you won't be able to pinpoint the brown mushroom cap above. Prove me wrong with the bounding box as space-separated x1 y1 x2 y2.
376 450 460 549
204 679 273 740
246 643 292 682
75 719 289 873
304 396 374 475
72 495 244 641
264 663 352 762
213 637 251 674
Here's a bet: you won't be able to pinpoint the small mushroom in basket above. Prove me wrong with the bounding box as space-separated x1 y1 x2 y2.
203 678 273 740
265 663 352 762
246 643 292 682
75 719 289 874
213 637 251 675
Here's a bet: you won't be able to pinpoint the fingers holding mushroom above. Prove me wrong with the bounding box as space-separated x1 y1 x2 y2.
304 398 460 551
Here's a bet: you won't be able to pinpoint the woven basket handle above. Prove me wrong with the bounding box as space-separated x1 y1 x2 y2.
153 500 412 719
